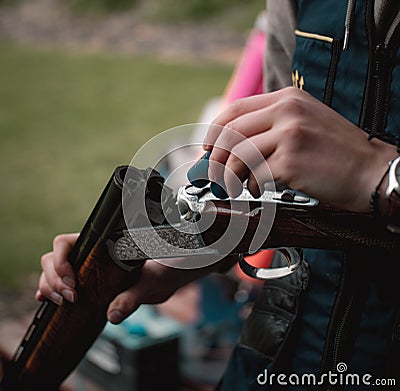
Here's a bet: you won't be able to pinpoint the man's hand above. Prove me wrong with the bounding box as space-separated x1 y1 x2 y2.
204 87 398 213
36 234 223 324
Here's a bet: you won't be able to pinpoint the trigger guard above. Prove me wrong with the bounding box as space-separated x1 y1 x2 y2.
238 248 302 279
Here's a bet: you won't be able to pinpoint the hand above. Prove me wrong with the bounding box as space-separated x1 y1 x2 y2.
36 233 224 324
36 233 78 306
204 87 398 212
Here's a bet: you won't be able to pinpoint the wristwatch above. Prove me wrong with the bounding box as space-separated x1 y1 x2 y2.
385 155 400 218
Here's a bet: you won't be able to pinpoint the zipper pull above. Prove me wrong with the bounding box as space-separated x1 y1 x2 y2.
343 28 350 51
343 0 356 51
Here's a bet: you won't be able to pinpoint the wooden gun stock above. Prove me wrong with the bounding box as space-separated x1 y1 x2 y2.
175 184 400 255
201 200 400 254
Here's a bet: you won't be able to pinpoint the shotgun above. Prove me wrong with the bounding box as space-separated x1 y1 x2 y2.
1 165 400 390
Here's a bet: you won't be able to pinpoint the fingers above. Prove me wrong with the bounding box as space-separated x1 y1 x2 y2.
52 234 78 289
36 233 79 305
203 87 311 198
106 259 210 325
247 159 280 198
204 94 286 198
36 271 64 305
203 91 282 149
106 260 171 324
207 106 274 185
222 132 278 197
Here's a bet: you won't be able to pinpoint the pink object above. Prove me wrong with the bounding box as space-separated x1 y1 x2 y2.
222 29 266 107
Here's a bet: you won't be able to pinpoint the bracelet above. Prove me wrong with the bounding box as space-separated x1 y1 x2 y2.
370 164 390 216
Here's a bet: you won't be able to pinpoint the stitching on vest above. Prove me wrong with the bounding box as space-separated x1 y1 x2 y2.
295 29 334 43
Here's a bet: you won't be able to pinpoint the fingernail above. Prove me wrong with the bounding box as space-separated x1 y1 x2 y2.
50 291 63 306
61 289 75 303
251 187 261 199
63 276 75 289
35 289 42 301
108 310 124 324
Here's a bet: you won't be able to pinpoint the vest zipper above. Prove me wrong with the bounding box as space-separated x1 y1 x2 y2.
320 251 368 391
319 256 355 390
360 0 400 138
362 43 393 136
325 296 355 391
323 39 341 106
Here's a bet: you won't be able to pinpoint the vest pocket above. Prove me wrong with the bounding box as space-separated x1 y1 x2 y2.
217 255 310 390
293 29 341 106
238 253 309 360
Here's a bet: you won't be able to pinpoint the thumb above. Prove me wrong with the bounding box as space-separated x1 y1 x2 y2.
107 287 141 324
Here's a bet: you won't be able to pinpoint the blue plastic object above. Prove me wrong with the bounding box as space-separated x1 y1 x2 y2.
187 151 211 188
210 182 229 199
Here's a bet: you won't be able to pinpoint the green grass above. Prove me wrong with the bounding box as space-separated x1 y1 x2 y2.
0 41 231 288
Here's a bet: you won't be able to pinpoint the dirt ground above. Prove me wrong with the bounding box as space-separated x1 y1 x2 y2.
0 274 39 321
0 274 39 364
0 0 245 63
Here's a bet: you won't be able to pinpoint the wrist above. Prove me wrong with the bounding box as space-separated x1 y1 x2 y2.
342 136 396 212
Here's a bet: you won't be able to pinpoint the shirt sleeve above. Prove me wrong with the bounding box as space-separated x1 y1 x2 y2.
264 0 297 92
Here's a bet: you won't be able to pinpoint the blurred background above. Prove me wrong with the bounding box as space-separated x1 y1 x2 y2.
0 0 265 389
0 0 263 290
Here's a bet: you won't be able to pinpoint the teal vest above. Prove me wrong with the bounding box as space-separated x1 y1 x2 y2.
218 1 400 389
289 0 400 381
293 0 400 141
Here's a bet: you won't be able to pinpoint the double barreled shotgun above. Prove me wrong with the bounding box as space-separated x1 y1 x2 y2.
2 164 400 390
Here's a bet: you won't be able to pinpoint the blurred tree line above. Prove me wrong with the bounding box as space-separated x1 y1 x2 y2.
0 0 263 31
